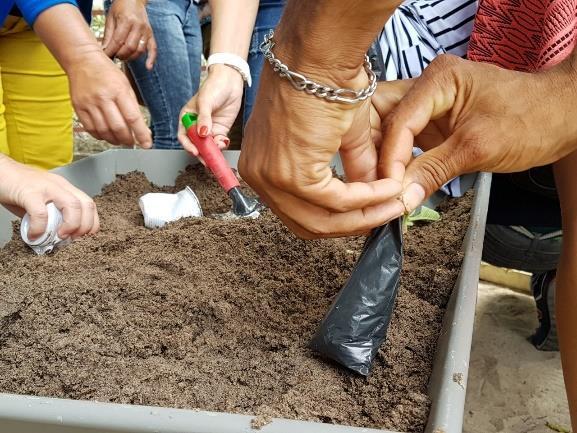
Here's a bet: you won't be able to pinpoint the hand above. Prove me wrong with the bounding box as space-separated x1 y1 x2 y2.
68 50 153 148
239 64 405 239
379 54 577 211
103 0 157 70
0 156 99 240
178 64 244 155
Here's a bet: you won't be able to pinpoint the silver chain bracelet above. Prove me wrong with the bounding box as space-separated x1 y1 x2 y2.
259 30 377 104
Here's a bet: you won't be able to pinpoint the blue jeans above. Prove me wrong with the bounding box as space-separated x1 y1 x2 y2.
106 0 202 149
243 0 286 126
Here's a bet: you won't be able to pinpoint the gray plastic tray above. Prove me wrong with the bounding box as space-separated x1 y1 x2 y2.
0 150 491 433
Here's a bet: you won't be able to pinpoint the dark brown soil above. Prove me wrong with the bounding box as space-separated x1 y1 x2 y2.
0 167 472 432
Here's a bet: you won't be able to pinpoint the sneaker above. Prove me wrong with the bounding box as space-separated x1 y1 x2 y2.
531 270 558 351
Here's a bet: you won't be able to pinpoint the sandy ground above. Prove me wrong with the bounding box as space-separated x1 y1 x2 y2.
464 282 571 433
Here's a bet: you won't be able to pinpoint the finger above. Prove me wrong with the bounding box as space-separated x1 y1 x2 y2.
371 79 416 118
340 101 379 183
50 192 82 239
91 207 101 235
116 91 152 148
73 198 96 238
101 101 134 146
90 107 116 144
403 134 470 205
64 188 97 238
267 167 402 213
145 34 158 70
103 17 132 58
117 26 146 60
102 14 116 53
214 135 229 149
196 94 213 138
379 71 457 181
76 109 98 139
339 133 379 183
20 193 49 240
261 185 405 239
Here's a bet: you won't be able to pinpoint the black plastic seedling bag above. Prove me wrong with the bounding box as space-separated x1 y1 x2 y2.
309 218 403 376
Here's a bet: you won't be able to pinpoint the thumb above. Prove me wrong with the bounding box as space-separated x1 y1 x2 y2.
145 36 158 70
402 136 468 211
21 195 49 240
196 94 213 138
379 59 458 183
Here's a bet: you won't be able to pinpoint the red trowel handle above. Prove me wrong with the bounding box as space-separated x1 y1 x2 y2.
184 119 240 193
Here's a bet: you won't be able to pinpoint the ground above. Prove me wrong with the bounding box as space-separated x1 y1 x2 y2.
464 282 571 433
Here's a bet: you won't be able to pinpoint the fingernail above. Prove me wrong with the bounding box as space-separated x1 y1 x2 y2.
403 183 426 211
199 126 208 137
223 138 230 146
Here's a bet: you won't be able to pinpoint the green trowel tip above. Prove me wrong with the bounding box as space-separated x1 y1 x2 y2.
181 113 198 129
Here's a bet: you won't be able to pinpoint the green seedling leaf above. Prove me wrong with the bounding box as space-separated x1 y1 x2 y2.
403 206 441 233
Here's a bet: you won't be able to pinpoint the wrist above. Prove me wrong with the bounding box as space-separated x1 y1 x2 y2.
271 0 400 88
273 26 367 89
60 44 105 74
263 29 373 103
207 63 245 87
207 53 251 86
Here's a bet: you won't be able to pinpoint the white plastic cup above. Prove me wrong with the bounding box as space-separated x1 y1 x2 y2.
20 203 67 255
139 186 203 229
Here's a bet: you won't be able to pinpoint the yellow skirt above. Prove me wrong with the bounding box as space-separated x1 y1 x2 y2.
0 17 73 170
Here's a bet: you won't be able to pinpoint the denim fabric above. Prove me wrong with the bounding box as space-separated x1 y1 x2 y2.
243 0 285 126
105 0 202 149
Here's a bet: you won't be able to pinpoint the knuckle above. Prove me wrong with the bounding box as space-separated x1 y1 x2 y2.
66 197 83 211
268 173 293 191
124 112 141 124
428 54 460 73
421 154 454 190
109 121 125 133
458 129 487 168
30 208 49 221
83 199 96 211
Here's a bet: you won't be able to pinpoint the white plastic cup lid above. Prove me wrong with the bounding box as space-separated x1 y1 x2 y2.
20 203 67 255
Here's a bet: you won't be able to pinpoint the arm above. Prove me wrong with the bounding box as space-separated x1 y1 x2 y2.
209 0 258 59
376 49 577 430
0 154 99 240
178 0 259 154
32 4 152 148
553 152 577 433
238 0 405 239
14 0 76 24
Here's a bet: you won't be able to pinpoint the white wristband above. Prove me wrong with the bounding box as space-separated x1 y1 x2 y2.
207 53 252 87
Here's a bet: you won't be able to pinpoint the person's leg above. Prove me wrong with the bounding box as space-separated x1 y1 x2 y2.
553 151 577 431
243 0 286 127
0 27 73 169
127 0 194 149
183 1 202 96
